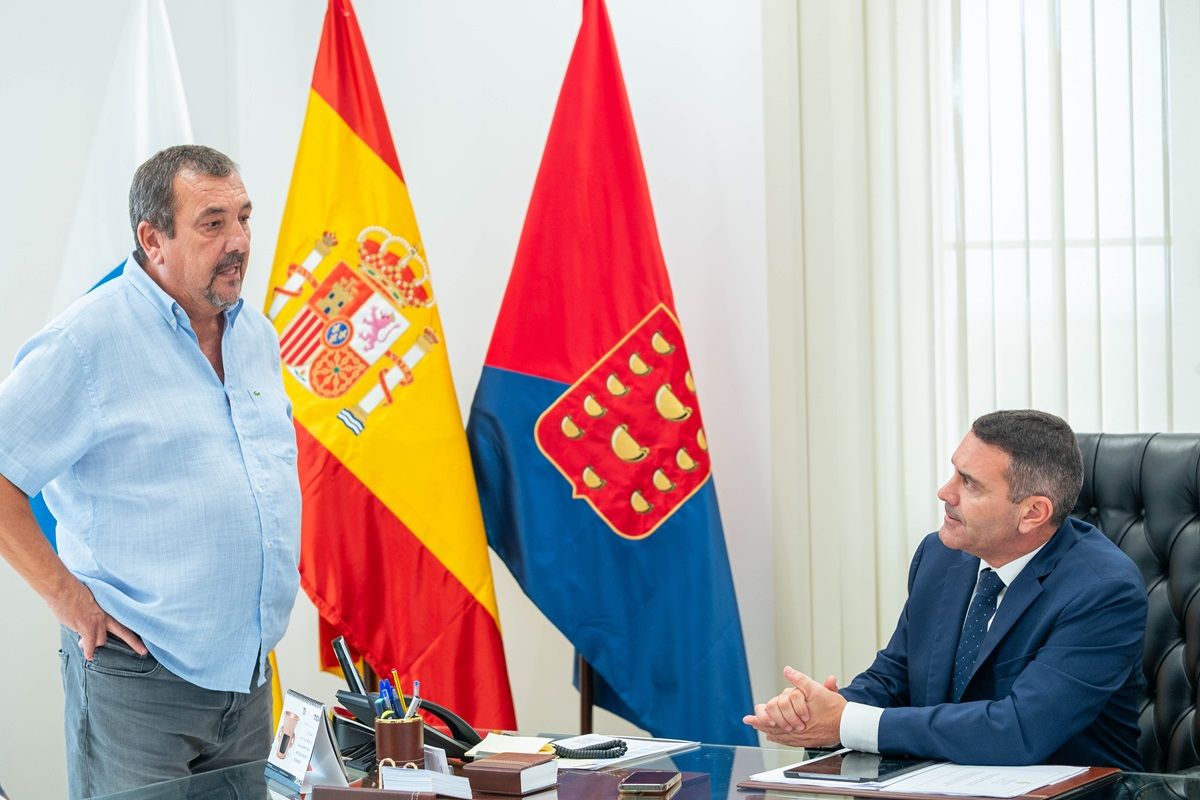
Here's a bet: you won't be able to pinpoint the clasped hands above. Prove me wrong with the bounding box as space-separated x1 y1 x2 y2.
742 665 846 747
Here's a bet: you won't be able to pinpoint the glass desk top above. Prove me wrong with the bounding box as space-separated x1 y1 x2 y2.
91 744 1200 800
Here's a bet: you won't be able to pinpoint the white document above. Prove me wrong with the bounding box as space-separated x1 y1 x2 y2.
887 764 1088 798
551 734 699 770
751 757 1087 798
465 732 554 757
425 743 452 774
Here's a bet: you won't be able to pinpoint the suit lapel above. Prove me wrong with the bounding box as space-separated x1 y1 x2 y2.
971 569 1043 671
964 522 1081 688
927 553 980 704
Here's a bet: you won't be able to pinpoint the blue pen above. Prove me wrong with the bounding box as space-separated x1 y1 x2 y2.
385 681 401 715
378 679 391 713
379 679 397 714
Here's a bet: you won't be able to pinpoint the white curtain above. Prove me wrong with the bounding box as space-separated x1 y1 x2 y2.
763 0 1200 678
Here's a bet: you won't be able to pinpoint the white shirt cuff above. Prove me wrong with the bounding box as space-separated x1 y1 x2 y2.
839 702 884 753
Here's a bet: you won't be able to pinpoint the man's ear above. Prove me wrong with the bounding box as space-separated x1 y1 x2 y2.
137 221 167 266
1017 495 1054 533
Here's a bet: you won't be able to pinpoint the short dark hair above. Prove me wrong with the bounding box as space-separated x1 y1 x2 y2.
128 145 239 266
971 409 1083 528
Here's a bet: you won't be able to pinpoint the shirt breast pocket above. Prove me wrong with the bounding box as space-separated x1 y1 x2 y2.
245 388 298 463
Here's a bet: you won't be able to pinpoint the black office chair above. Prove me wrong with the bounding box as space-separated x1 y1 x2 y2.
1072 433 1200 772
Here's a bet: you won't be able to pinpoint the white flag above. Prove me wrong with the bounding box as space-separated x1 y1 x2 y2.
50 0 193 318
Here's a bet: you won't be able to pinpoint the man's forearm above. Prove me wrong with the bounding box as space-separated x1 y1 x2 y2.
0 473 146 658
0 474 76 603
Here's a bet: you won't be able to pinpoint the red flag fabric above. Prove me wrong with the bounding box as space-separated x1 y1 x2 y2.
467 0 755 744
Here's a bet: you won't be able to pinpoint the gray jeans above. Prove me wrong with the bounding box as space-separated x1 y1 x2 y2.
58 627 272 800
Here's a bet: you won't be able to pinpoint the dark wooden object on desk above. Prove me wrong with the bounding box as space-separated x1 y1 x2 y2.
312 789 434 800
463 752 558 795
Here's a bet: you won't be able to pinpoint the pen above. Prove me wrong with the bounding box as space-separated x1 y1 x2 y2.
404 696 423 720
389 684 402 715
396 680 407 714
388 682 403 715
391 669 408 714
400 678 421 719
378 678 389 712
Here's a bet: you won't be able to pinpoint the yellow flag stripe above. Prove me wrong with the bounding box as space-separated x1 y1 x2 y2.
269 650 283 725
268 91 499 619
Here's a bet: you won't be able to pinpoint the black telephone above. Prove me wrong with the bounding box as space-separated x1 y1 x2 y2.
334 689 482 759
329 636 483 761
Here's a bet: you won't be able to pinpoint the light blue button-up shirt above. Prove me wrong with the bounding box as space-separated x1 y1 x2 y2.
0 260 301 692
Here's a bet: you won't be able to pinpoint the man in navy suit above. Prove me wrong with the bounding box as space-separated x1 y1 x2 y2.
746 410 1146 769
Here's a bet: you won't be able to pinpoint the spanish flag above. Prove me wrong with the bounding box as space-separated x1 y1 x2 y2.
265 0 516 729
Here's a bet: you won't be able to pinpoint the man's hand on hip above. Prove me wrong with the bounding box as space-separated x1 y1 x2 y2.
48 575 146 660
743 666 845 747
0 475 146 660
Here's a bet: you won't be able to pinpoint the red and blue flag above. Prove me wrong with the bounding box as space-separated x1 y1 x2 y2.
467 0 754 744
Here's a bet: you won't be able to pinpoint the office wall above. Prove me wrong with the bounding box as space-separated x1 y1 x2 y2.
0 2 772 795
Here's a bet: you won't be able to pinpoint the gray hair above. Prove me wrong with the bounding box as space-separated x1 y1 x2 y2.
129 145 239 266
971 409 1083 528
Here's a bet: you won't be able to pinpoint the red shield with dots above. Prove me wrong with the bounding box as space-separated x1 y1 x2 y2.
534 304 711 539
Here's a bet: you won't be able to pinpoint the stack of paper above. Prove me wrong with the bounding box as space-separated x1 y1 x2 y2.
465 733 554 759
380 767 473 799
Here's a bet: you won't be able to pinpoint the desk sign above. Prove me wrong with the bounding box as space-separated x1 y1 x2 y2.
265 689 349 792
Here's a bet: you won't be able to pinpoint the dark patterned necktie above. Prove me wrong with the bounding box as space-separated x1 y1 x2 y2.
951 568 1005 701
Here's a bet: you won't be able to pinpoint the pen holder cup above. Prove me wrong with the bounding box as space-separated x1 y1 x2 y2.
376 716 423 769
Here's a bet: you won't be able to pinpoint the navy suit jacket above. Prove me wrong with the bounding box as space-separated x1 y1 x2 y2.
841 518 1146 769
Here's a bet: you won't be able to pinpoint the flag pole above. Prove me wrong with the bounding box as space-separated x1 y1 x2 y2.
579 654 594 733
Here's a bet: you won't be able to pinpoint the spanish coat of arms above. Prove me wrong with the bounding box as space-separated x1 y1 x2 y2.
267 226 440 436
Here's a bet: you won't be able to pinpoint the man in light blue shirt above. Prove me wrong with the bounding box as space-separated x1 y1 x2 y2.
0 145 301 798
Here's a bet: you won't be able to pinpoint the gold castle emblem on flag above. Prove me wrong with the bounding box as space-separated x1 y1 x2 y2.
267 226 440 436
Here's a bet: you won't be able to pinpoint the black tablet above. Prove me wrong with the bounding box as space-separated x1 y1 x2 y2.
783 751 936 783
